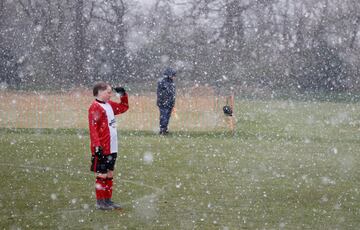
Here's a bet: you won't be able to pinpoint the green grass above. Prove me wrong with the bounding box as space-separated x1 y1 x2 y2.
1 99 360 229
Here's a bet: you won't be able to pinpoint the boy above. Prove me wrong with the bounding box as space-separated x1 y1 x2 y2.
88 82 129 210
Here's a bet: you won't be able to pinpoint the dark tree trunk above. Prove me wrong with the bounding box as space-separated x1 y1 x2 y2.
74 0 87 86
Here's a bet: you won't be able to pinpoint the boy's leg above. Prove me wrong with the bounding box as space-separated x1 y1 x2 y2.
92 156 113 210
95 174 113 210
104 153 122 209
104 171 122 209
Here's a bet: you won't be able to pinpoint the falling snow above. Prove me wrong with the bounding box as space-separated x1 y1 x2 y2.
1 0 360 229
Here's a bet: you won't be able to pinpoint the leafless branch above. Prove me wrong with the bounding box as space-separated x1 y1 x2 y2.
92 14 116 25
17 0 32 18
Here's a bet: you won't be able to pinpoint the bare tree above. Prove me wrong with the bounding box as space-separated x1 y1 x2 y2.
90 0 129 83
17 0 67 86
3 0 360 92
73 0 94 85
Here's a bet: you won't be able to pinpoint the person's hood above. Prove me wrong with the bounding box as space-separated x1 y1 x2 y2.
163 67 176 77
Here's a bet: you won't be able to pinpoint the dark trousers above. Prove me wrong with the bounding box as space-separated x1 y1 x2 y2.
159 107 172 132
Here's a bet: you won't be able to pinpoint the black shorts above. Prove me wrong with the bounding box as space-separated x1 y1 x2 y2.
90 152 117 173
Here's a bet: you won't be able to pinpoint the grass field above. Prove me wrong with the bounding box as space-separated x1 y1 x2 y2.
0 90 230 131
1 99 360 229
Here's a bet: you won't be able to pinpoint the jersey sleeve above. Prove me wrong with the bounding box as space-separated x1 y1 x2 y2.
88 104 101 148
109 93 129 115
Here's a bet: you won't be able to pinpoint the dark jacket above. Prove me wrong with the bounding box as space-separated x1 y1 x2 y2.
157 76 176 108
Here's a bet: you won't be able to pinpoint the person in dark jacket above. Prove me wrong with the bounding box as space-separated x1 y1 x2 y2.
157 67 176 135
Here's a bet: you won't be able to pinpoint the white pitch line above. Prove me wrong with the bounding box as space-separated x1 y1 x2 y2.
0 163 168 221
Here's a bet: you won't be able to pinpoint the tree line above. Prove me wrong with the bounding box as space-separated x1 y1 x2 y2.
1 0 360 96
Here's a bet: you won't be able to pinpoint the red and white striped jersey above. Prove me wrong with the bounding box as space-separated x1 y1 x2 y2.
88 94 129 155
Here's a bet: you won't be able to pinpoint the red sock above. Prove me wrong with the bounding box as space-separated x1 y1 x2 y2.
95 177 106 200
105 178 113 199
